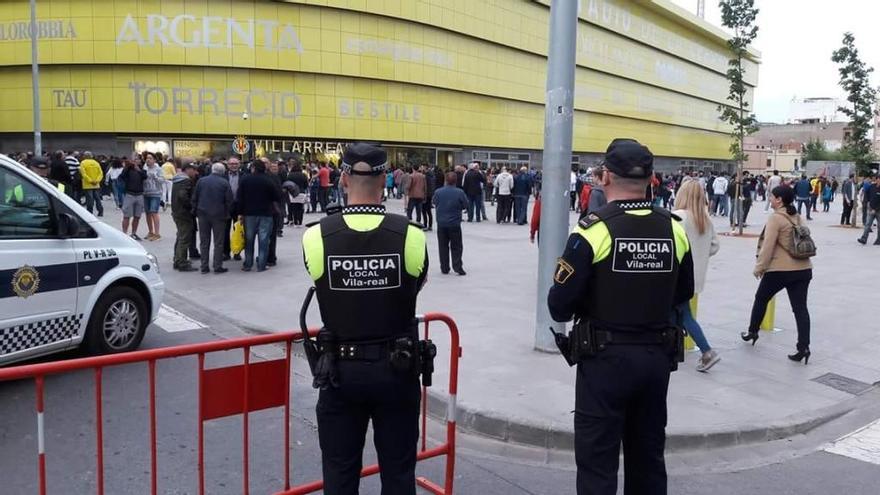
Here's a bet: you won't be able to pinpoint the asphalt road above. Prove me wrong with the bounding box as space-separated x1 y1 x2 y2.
2 291 879 495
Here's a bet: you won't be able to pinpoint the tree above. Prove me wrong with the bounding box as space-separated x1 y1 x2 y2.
832 32 877 176
718 0 759 235
802 138 830 163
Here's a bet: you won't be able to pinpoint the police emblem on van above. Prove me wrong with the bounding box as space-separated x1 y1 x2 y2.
612 238 674 273
11 265 40 298
327 254 401 291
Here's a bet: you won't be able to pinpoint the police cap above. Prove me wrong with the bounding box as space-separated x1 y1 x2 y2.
342 142 388 176
603 138 653 179
29 156 49 169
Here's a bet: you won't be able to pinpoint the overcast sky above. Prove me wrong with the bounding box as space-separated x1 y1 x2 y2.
669 0 880 123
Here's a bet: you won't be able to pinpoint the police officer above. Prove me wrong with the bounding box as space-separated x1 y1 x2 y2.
29 157 66 193
301 142 429 495
547 139 694 495
4 157 65 204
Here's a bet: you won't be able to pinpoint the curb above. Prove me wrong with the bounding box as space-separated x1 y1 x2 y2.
424 389 858 453
164 288 858 453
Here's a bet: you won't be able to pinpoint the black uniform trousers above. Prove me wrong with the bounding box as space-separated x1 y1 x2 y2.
575 344 671 495
317 360 420 495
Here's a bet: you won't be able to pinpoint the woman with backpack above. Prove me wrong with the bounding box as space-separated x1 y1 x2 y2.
741 185 814 364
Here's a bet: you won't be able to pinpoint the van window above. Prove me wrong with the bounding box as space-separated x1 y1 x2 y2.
0 168 54 238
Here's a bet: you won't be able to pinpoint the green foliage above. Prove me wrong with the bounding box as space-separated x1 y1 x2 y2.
717 0 760 164
801 138 853 162
831 32 877 174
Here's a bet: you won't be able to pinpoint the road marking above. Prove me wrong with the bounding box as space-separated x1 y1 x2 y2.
154 304 206 333
825 418 880 465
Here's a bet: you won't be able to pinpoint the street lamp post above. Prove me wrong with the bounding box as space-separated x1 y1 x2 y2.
534 0 578 352
30 0 42 156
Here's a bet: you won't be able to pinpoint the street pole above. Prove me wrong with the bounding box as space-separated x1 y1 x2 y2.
30 0 42 156
535 0 578 352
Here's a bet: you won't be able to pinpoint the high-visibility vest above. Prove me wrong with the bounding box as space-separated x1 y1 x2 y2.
4 184 23 203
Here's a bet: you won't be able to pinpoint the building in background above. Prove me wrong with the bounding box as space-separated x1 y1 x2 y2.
788 96 846 124
0 0 759 173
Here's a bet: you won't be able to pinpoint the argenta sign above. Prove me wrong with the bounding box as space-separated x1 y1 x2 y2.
116 14 303 52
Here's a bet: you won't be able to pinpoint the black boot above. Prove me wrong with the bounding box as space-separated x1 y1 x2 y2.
787 347 811 365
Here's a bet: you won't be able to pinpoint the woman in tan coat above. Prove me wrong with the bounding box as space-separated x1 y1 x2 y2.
741 185 813 363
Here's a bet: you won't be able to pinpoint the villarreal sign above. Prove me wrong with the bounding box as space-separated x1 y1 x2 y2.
232 135 250 155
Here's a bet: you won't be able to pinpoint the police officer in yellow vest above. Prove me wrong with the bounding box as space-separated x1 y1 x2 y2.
301 143 429 495
4 157 65 204
547 139 694 495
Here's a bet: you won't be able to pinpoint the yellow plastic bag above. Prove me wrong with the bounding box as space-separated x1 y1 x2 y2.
230 220 245 255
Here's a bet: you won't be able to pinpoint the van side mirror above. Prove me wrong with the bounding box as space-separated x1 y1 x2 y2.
57 212 80 238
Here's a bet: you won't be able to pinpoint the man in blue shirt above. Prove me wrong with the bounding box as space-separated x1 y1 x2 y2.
432 171 469 275
512 167 534 225
793 175 813 220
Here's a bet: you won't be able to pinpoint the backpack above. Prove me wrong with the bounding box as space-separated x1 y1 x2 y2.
778 213 817 259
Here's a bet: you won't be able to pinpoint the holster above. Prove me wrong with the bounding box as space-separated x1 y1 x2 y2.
548 319 597 367
311 329 339 390
419 339 437 387
662 326 686 372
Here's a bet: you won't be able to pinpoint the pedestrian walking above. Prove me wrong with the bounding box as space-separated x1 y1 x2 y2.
266 161 285 266
672 179 721 372
49 150 72 194
493 167 514 223
860 176 874 227
105 159 125 208
171 164 198 272
300 143 431 494
857 174 880 245
742 185 814 364
318 161 331 211
711 173 729 216
422 165 436 231
512 166 533 225
143 153 165 241
764 170 783 212
161 156 176 208
462 162 484 222
65 150 82 203
794 174 813 220
841 174 855 225
587 166 607 215
237 160 282 272
433 171 468 275
79 151 104 216
192 163 233 274
406 165 427 223
548 138 694 495
119 158 147 240
286 161 309 227
821 181 833 212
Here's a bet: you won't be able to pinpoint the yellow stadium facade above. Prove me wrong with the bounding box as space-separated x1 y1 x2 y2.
0 0 759 172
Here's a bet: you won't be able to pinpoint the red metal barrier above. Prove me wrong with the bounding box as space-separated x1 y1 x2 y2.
0 312 461 495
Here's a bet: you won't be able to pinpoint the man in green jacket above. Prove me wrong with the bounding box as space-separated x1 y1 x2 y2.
171 164 198 271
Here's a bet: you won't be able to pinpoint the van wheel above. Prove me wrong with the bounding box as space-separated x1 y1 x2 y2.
84 286 148 354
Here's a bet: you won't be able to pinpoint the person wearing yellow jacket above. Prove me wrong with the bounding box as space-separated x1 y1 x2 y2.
80 151 104 216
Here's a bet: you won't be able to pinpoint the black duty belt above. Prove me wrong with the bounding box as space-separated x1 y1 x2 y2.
594 329 666 346
334 341 392 361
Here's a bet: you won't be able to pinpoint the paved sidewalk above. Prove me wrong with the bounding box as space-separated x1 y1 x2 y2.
96 195 880 452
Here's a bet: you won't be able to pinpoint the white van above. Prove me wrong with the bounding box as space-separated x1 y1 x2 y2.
0 154 164 366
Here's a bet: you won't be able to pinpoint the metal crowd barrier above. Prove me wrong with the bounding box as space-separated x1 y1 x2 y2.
0 312 462 495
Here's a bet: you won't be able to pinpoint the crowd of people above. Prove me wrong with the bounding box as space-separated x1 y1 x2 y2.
8 149 879 269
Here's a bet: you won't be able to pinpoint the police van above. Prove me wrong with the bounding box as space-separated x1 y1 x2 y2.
0 154 164 365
